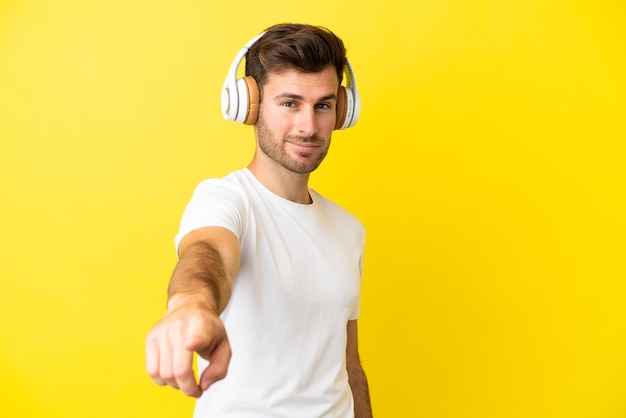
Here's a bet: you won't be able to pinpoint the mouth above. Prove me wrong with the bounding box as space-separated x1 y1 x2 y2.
286 137 322 152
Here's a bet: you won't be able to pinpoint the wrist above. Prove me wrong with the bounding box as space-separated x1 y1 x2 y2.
167 291 217 313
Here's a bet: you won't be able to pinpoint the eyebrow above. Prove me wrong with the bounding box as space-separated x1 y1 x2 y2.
273 93 338 102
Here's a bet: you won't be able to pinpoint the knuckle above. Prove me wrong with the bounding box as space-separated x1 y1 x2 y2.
211 364 229 380
214 369 228 380
173 369 190 381
160 370 174 381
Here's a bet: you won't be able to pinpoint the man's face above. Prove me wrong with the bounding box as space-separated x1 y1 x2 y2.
254 65 339 174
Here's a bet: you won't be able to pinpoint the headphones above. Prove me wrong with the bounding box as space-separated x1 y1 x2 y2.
221 32 361 130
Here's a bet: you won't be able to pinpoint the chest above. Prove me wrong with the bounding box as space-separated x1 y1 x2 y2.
237 202 362 313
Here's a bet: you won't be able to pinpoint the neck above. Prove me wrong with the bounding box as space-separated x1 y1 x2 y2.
247 159 312 204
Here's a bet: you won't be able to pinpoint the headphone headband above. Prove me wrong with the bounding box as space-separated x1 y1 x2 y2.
221 31 361 130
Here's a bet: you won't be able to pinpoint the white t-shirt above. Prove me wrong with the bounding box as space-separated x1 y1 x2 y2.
175 169 365 418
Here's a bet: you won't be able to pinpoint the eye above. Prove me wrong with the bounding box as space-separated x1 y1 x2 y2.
315 103 331 110
282 101 296 108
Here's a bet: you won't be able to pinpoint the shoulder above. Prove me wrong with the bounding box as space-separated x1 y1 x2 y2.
192 170 250 203
176 170 252 248
182 169 256 228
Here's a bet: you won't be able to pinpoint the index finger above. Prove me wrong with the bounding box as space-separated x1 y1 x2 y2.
198 337 231 391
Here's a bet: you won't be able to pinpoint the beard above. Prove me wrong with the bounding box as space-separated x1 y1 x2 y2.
256 115 331 174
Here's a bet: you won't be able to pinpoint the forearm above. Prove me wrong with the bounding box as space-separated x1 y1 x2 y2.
167 241 232 313
348 356 373 418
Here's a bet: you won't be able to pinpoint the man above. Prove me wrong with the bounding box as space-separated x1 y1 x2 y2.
146 23 372 417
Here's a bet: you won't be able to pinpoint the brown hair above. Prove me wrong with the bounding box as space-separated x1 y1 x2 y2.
245 23 347 97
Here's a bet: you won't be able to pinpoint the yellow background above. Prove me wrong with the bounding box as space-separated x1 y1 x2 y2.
1 1 625 417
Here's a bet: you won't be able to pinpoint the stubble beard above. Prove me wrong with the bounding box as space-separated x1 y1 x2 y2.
256 116 331 174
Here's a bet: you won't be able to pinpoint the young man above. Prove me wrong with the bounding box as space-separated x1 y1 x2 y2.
146 23 372 417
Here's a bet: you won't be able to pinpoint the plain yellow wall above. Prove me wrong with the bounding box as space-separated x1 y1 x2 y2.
1 1 625 417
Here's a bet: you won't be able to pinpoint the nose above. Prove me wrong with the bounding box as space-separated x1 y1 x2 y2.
295 108 317 137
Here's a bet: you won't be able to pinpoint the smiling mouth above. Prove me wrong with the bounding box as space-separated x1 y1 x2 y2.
290 141 319 148
286 137 321 150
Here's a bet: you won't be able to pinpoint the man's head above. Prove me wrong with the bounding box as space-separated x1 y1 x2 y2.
226 24 354 178
221 23 359 130
245 23 347 100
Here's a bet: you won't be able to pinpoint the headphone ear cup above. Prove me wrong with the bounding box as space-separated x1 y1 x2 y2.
335 86 348 130
234 78 248 124
242 76 260 125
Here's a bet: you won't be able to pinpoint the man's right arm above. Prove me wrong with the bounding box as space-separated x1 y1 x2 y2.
146 226 241 398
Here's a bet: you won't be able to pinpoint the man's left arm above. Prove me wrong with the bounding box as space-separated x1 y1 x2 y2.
346 319 373 417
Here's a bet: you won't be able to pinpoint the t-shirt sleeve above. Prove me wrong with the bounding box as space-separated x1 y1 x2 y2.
174 178 247 254
348 222 366 321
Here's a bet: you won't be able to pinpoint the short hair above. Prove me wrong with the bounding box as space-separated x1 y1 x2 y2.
245 23 347 97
